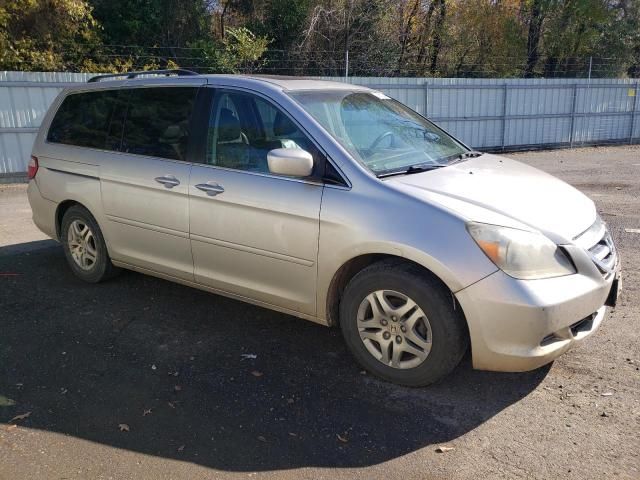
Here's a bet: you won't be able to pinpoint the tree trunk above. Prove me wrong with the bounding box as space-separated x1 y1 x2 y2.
220 2 229 40
344 0 352 77
429 0 446 75
524 0 544 78
416 1 437 71
397 0 420 74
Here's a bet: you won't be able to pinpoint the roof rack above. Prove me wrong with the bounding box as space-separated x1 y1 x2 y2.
87 69 199 83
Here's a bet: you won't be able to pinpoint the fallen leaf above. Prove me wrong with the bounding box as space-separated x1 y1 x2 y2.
151 364 157 370
174 385 182 392
118 423 130 432
240 354 257 360
289 432 297 437
9 412 31 423
143 409 152 416
251 371 263 377
336 434 348 443
177 445 185 452
257 436 267 442
436 446 455 453
167 401 176 409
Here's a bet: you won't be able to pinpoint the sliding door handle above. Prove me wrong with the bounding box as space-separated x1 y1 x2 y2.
155 175 180 188
195 183 225 196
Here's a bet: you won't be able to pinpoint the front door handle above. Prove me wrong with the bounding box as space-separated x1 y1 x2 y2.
155 175 180 188
195 183 225 196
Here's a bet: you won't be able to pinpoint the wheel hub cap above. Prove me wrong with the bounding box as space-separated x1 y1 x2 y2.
357 290 433 369
67 220 97 271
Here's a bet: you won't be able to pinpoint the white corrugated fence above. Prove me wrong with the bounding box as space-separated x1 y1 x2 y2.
1 72 639 175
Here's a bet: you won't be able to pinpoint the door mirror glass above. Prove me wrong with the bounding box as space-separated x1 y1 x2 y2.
267 148 314 177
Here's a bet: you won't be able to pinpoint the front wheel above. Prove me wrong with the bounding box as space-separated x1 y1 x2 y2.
339 260 468 387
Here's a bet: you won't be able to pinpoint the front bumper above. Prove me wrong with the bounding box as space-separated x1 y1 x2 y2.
456 259 620 372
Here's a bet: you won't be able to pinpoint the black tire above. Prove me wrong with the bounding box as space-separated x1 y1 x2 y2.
60 205 119 283
339 259 468 387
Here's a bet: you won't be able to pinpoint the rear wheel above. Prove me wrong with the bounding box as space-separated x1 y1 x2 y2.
61 205 119 283
339 260 468 386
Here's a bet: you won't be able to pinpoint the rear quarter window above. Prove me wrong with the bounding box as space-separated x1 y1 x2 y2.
47 90 121 150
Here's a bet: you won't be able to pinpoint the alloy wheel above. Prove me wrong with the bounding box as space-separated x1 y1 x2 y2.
357 290 433 369
67 219 98 271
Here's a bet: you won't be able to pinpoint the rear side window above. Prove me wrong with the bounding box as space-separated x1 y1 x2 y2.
121 87 198 161
47 90 120 149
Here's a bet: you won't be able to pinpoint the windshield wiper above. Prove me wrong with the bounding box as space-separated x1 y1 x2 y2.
448 150 484 165
377 163 445 178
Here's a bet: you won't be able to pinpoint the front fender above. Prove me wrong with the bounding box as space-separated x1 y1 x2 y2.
316 184 498 322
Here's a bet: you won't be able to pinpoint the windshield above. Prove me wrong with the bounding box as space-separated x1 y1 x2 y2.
289 90 468 176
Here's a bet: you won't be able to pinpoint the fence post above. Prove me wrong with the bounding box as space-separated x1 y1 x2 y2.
630 82 639 145
501 84 508 150
423 82 429 117
569 84 578 148
344 50 349 80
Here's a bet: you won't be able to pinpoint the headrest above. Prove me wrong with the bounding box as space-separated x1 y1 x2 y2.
217 108 241 142
160 124 184 143
273 111 297 137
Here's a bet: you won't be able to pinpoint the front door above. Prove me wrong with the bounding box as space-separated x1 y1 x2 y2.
100 84 203 281
189 88 324 315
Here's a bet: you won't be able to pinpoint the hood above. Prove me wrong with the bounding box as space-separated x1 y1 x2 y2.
388 154 596 242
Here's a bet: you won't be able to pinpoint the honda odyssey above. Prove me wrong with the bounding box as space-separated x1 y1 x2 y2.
27 70 621 386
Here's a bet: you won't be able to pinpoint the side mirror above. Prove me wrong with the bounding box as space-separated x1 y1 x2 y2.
267 148 313 178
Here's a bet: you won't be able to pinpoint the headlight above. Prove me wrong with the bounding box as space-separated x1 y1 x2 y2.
467 222 576 280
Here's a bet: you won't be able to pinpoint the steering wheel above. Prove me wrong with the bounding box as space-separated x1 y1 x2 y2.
369 131 395 150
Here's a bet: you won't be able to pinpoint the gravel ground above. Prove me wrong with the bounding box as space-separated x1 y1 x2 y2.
1 145 639 480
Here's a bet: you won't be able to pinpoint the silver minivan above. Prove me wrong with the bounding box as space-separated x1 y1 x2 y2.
27 70 621 386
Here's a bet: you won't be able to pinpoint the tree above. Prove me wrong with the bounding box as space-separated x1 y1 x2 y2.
297 0 397 76
543 0 613 77
90 0 212 67
396 0 421 73
0 0 100 71
524 0 550 77
1 0 638 77
251 0 310 51
221 26 271 73
428 0 447 74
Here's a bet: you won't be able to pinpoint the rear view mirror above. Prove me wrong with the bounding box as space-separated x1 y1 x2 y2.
267 148 314 177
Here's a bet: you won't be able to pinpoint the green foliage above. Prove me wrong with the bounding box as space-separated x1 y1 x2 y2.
0 0 638 77
254 0 311 51
221 27 271 73
91 0 210 50
188 28 271 74
0 0 100 71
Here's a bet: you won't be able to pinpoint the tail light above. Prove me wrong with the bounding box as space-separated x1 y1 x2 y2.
27 155 38 179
